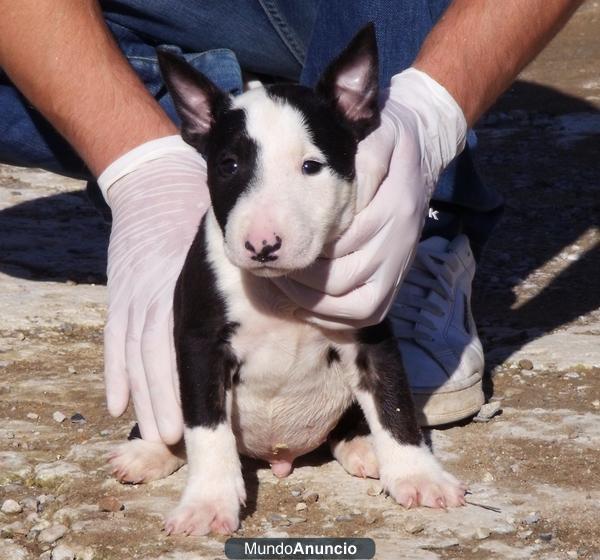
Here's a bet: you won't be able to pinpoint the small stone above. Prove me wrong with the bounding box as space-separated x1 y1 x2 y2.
6 431 15 439
367 483 384 496
335 515 353 522
483 471 495 482
475 527 491 540
2 498 23 514
0 543 29 560
40 552 53 560
364 511 379 524
99 429 111 436
404 519 425 534
288 517 306 525
295 502 307 512
564 371 580 379
70 413 86 424
17 332 26 341
67 366 77 374
52 544 75 560
37 494 56 509
31 520 51 532
518 529 532 539
21 497 39 512
53 411 66 423
473 401 502 422
75 547 95 560
524 512 541 525
591 400 599 409
53 507 79 525
289 484 304 497
27 412 39 420
518 359 534 370
264 531 289 538
98 496 123 512
1 521 27 538
268 513 290 526
302 491 319 503
567 551 578 559
539 532 553 542
37 523 68 544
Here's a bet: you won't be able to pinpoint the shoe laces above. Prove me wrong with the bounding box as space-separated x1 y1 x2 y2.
390 246 456 342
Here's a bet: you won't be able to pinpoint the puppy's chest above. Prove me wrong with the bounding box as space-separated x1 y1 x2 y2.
226 293 356 459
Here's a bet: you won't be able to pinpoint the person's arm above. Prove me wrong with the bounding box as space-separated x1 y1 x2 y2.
414 0 582 127
1 0 209 445
276 0 583 329
0 0 175 176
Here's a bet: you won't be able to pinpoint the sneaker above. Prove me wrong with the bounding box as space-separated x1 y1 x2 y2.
389 234 485 426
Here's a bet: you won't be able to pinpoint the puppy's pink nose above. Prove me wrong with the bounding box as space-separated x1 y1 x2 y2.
244 233 282 263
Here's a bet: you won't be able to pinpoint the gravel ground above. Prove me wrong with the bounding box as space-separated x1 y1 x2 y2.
1 3 599 559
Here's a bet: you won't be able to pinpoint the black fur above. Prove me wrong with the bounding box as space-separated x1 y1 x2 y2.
329 402 370 443
356 322 423 447
173 217 236 428
205 109 259 233
316 23 380 140
326 346 341 367
266 84 357 182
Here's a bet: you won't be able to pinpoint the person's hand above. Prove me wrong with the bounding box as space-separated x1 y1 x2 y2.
273 69 467 329
99 136 209 443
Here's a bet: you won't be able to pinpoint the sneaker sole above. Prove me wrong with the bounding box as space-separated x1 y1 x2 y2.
412 377 485 427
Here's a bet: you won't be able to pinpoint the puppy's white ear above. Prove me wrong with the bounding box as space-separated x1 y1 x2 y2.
157 49 228 152
316 23 380 140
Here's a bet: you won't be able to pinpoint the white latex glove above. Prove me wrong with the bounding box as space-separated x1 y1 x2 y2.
273 68 467 330
98 135 209 443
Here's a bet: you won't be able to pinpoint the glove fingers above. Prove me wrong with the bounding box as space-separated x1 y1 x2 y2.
103 318 130 417
125 315 162 443
354 117 396 211
141 303 184 445
282 245 381 297
275 276 379 323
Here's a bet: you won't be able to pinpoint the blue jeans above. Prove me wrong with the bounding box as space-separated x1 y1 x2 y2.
0 0 503 255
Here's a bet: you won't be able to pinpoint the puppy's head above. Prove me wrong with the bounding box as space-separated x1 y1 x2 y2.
158 24 379 277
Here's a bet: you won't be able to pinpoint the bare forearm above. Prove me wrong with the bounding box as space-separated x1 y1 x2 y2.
414 0 582 126
0 0 176 176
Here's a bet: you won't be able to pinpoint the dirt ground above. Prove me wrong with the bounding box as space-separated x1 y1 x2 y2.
1 3 599 559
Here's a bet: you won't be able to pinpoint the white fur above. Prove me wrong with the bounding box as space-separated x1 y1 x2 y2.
165 422 246 536
354 388 466 508
223 89 356 275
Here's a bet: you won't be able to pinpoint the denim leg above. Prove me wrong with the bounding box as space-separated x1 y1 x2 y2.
300 0 504 257
0 1 318 179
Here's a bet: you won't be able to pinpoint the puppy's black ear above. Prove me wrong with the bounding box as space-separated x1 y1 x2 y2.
157 49 228 152
316 23 380 140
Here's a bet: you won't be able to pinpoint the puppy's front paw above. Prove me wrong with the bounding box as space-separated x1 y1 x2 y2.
108 439 185 484
165 474 246 536
331 435 379 479
165 498 240 536
381 445 466 509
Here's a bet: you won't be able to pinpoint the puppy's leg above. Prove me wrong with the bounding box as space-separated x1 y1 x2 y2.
353 323 466 509
164 324 245 537
108 438 185 484
329 403 378 479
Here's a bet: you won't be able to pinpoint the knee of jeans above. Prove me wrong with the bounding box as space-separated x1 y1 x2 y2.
127 45 243 125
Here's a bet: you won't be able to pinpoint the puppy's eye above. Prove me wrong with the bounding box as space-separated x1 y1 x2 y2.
219 157 238 176
302 160 324 175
